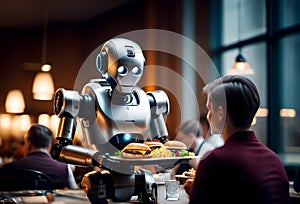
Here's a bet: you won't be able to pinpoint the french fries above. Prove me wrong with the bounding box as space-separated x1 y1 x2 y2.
150 147 173 158
183 168 196 177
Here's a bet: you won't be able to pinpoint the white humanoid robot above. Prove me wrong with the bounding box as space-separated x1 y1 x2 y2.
51 38 170 203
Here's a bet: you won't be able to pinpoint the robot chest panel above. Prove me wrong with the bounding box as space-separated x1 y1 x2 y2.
96 88 151 133
111 103 149 121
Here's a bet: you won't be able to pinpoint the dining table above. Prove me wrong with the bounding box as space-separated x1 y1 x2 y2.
0 183 189 204
50 183 189 204
2 183 300 204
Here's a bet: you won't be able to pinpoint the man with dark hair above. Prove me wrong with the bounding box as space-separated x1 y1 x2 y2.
2 124 78 189
184 75 290 204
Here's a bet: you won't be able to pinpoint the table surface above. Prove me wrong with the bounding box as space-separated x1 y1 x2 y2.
2 185 299 203
51 185 189 204
0 185 188 204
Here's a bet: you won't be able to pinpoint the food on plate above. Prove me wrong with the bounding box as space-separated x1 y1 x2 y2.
183 168 196 177
175 149 195 157
175 168 196 184
150 147 173 158
144 141 165 150
164 140 187 150
121 143 152 158
114 141 195 159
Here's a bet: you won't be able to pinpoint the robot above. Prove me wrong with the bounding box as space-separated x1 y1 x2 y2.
50 38 170 203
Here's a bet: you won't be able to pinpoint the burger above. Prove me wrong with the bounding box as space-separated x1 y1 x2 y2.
164 140 187 150
121 143 152 158
143 141 165 151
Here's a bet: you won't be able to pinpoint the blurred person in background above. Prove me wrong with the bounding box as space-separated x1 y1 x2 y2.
172 119 215 176
2 124 78 189
199 115 224 148
184 75 290 204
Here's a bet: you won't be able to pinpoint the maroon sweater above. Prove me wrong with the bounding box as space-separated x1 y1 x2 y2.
3 151 69 189
189 131 290 204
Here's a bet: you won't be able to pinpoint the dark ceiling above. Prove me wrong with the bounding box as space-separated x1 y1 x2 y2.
0 0 134 29
0 0 139 115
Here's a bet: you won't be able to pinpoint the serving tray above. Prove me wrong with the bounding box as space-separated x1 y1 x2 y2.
109 156 198 166
104 156 197 169
96 153 199 174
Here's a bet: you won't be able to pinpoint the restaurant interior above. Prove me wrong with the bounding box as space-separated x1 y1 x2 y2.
0 0 300 203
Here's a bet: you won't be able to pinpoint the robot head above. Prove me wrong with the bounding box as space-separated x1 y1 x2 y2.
96 38 145 94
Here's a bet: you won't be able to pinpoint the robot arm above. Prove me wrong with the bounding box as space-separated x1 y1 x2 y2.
51 88 99 166
147 90 170 142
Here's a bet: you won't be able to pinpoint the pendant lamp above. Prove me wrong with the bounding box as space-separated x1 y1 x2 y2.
227 0 255 75
227 50 255 75
5 89 25 113
32 3 55 100
11 114 32 138
38 113 50 126
32 71 55 100
0 114 12 138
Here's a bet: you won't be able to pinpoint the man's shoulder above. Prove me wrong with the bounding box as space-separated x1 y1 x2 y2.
3 156 32 168
201 144 234 164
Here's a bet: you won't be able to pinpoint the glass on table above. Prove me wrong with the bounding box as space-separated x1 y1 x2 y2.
165 180 180 201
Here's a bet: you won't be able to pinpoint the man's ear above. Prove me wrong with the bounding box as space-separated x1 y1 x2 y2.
188 132 196 139
26 140 32 151
218 105 225 122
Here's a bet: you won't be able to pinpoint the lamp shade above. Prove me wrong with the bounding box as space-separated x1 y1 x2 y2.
227 54 255 75
0 114 12 138
11 114 31 138
50 114 59 136
5 89 25 113
32 71 55 100
38 113 50 127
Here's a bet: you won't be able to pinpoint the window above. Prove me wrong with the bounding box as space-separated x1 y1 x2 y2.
281 33 300 152
212 0 300 156
222 0 266 46
280 0 300 29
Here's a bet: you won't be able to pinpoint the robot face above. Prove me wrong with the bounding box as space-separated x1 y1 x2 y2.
114 57 144 94
96 38 145 94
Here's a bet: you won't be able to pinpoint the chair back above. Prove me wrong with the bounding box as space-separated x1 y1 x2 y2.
0 167 54 191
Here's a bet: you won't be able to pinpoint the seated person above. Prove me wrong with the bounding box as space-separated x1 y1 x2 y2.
2 124 78 189
172 119 215 176
184 75 290 203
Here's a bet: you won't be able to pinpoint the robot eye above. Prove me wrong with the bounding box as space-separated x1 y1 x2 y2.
118 66 128 76
132 67 141 75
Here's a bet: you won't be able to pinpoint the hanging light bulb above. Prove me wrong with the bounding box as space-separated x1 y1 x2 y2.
0 114 12 138
227 0 255 75
50 114 60 136
5 89 26 113
227 53 255 75
11 114 31 139
41 63 52 72
32 71 55 100
38 113 50 126
32 3 55 100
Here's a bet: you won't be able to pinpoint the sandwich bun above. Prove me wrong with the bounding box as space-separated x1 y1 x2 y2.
121 143 152 158
144 141 165 150
164 140 187 149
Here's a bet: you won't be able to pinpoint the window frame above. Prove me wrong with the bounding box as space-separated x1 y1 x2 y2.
210 0 300 155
